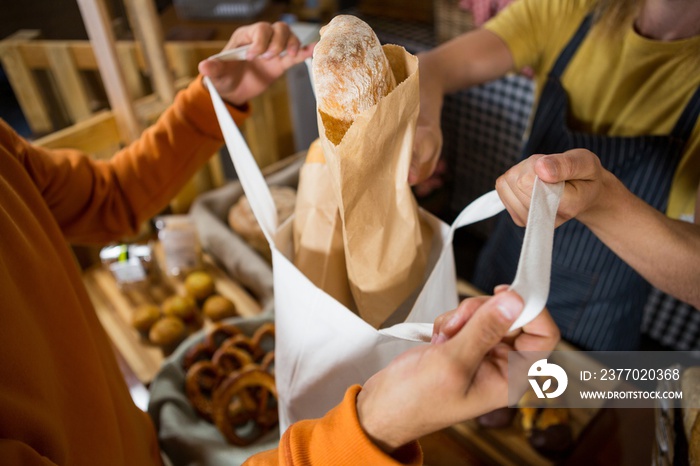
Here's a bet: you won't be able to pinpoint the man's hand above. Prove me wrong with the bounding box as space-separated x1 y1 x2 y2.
356 289 559 453
496 148 612 227
198 22 314 106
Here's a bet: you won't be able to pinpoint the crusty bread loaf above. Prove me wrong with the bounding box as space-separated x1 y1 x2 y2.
312 15 396 145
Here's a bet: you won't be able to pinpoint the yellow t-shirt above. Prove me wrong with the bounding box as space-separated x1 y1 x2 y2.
485 0 700 219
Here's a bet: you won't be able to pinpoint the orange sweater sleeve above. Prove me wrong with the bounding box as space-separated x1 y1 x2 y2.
245 385 423 466
10 75 248 244
0 76 249 465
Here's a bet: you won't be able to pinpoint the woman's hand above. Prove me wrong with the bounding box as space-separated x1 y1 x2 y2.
356 290 560 453
496 148 612 227
198 22 314 106
410 122 443 185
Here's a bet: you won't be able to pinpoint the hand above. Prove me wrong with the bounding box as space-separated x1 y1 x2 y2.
496 148 611 227
198 22 314 106
409 123 443 185
356 289 559 453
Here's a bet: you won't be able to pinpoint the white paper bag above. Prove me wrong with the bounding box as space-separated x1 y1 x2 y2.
204 78 563 432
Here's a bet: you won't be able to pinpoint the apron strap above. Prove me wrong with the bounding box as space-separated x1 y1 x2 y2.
549 14 594 79
671 84 700 141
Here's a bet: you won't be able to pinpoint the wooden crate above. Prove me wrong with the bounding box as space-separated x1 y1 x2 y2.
1 31 298 212
434 0 475 43
358 0 434 24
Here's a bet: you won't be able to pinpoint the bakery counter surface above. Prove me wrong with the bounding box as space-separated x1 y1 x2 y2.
446 377 655 466
87 268 654 464
83 251 262 385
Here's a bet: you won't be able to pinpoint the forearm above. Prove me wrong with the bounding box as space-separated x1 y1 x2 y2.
580 174 700 307
24 77 248 244
417 29 514 125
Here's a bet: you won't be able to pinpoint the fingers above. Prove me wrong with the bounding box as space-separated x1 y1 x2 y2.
446 291 524 367
496 175 529 227
198 57 225 80
534 149 600 184
244 21 297 60
409 125 442 185
277 43 315 69
495 155 543 226
432 296 489 344
513 308 560 352
219 22 303 61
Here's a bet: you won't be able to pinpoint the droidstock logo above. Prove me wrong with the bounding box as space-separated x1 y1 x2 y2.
528 359 568 399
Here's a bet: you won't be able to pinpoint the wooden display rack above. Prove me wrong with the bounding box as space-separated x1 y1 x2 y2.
83 250 262 384
0 0 297 212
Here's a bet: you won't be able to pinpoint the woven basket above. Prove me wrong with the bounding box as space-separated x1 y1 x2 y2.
434 0 475 43
358 0 434 23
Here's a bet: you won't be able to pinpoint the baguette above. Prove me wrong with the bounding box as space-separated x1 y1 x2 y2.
312 15 396 145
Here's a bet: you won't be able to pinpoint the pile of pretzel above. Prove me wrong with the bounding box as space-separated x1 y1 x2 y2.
183 322 277 446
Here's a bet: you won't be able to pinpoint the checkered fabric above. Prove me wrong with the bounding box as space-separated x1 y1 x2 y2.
642 289 700 351
444 75 535 236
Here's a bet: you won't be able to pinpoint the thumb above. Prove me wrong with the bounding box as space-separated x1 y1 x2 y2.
535 149 599 183
448 291 524 367
198 58 225 80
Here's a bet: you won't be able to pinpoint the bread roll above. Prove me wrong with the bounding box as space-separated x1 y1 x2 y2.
228 186 297 261
313 15 396 145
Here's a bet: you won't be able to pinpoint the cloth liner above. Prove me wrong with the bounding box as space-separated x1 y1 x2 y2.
148 315 279 466
189 155 305 317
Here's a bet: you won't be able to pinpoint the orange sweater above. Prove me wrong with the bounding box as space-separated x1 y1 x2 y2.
246 386 422 466
0 77 422 465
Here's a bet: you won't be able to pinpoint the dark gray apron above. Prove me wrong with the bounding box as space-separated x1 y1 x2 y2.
473 15 700 350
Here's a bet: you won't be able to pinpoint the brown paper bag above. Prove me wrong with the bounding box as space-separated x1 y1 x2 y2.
293 139 356 312
317 45 433 328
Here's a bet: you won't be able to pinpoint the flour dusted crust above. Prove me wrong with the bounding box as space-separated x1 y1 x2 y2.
313 15 396 145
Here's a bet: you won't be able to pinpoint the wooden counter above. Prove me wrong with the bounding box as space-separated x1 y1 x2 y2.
84 267 653 465
83 251 262 384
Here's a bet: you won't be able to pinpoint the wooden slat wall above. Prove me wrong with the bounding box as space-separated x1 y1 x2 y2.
1 30 298 213
0 31 53 135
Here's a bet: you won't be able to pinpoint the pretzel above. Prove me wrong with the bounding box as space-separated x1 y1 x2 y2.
212 368 278 446
206 323 243 350
251 323 275 358
260 351 275 375
182 341 215 372
212 346 253 375
185 361 223 421
219 334 262 361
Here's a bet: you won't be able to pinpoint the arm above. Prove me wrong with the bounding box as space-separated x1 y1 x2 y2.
13 22 312 244
244 386 422 466
497 149 700 308
245 291 559 464
0 440 57 466
410 29 515 184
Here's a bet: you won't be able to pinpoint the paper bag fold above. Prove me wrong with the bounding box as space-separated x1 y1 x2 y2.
317 45 433 328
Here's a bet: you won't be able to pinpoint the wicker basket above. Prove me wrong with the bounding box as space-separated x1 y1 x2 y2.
358 0 434 24
434 0 475 43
